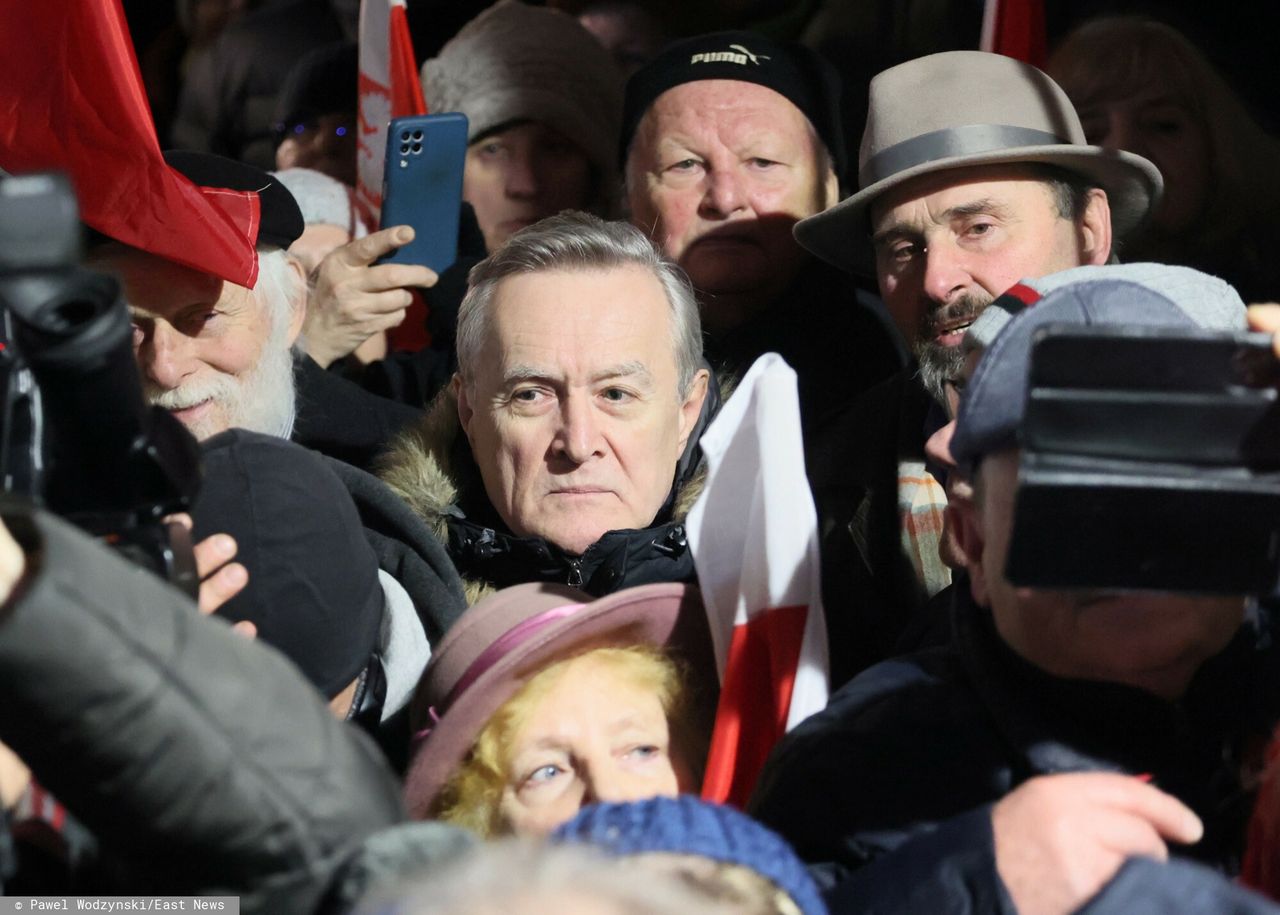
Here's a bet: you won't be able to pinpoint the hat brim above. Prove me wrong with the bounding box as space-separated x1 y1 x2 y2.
795 145 1163 277
403 583 712 819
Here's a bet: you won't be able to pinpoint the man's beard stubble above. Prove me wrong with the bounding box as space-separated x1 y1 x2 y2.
913 292 992 404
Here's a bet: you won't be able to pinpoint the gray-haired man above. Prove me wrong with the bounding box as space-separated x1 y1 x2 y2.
378 211 714 599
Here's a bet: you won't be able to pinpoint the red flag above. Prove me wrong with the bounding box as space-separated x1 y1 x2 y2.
979 0 1047 68
357 0 431 352
1243 727 1280 901
0 0 260 287
687 354 830 808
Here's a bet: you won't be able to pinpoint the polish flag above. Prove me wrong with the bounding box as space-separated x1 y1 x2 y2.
688 354 830 808
0 0 260 286
979 0 1047 68
356 0 430 351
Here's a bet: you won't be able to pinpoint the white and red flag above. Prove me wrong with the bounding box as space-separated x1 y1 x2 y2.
979 0 1047 67
688 354 829 808
356 0 432 352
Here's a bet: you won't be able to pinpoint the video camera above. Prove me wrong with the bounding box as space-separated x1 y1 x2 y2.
0 172 202 595
1007 324 1280 595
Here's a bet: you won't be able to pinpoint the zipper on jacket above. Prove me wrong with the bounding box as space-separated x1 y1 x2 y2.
566 559 584 587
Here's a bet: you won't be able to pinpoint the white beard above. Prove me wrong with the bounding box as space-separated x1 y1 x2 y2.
145 334 297 442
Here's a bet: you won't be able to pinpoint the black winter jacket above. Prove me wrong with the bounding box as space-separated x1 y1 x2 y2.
0 507 404 911
805 369 939 687
750 588 1280 914
377 380 721 602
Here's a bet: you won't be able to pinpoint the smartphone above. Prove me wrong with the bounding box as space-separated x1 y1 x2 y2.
378 112 468 272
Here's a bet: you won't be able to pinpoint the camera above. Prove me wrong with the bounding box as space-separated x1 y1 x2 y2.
1006 323 1280 595
0 171 202 594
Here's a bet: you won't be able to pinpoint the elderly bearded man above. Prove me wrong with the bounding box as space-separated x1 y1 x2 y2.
91 152 467 741
379 212 716 600
799 51 1164 684
621 31 900 426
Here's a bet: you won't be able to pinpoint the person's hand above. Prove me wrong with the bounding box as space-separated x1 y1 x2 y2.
992 773 1203 915
169 514 255 637
1247 303 1280 358
0 516 25 607
304 226 439 368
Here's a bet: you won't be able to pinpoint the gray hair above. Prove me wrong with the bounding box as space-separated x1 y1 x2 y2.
357 839 742 915
455 212 703 397
253 247 305 339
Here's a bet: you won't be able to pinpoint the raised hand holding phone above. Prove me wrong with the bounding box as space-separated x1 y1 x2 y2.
304 225 439 368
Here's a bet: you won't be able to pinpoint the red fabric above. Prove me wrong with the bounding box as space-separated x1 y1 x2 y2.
389 5 427 119
1243 729 1280 901
989 0 1047 68
384 3 430 353
0 0 260 286
700 604 809 808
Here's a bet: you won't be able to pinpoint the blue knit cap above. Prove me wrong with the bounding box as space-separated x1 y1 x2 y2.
551 796 827 915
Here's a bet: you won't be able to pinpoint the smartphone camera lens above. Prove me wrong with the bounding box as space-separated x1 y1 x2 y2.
412 130 423 141
412 142 423 154
400 143 410 154
400 130 411 141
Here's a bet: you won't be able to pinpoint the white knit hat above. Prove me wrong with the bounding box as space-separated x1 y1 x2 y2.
270 167 368 239
421 0 622 210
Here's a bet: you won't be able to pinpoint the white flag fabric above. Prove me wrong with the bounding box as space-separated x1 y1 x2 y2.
355 0 424 229
688 354 829 805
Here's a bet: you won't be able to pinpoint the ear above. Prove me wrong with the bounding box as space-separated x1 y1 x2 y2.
949 494 990 607
452 373 475 442
820 167 840 212
1078 188 1113 266
676 369 710 455
283 254 307 346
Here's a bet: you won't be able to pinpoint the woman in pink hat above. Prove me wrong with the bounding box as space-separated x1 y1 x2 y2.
403 581 716 836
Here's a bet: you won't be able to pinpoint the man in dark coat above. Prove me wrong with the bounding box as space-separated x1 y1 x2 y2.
750 274 1280 915
794 50 1163 685
378 212 718 603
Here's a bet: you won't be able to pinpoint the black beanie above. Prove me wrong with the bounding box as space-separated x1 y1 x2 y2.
620 31 846 179
163 150 304 250
192 430 384 698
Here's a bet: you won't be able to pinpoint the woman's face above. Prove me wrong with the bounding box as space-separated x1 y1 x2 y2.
463 121 595 252
498 653 682 836
1075 89 1211 238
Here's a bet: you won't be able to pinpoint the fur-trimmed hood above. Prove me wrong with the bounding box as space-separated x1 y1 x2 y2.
377 377 727 601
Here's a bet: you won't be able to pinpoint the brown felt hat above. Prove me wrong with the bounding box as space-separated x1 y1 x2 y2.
403 582 712 820
795 51 1163 276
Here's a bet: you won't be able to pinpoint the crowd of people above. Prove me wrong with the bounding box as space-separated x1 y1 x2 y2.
2 1 1280 913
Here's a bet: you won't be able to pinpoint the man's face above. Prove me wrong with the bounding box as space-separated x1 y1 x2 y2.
870 165 1109 399
456 265 709 556
275 112 359 187
626 80 834 330
463 121 595 253
96 246 304 441
957 450 1246 700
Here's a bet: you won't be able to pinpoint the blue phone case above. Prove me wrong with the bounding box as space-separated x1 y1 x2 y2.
378 112 468 271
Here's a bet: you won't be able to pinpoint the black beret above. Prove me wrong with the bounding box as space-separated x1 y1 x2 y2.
191 430 384 698
163 149 304 249
620 31 846 180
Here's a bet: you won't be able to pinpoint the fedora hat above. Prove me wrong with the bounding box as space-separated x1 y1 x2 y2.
403 581 713 819
795 51 1163 275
